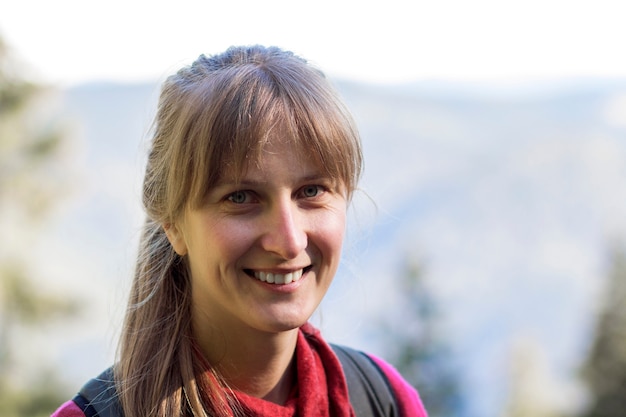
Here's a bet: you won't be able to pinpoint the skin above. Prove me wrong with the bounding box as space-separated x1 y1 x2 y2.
165 132 348 404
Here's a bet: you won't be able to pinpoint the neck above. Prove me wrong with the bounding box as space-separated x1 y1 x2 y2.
195 323 299 405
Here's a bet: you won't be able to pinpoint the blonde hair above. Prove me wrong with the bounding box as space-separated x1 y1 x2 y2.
116 45 363 417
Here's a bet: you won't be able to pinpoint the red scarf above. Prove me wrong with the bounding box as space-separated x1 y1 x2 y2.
197 323 355 417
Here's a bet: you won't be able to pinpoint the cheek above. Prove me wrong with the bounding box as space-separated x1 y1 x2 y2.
208 221 257 262
315 210 347 262
185 220 254 280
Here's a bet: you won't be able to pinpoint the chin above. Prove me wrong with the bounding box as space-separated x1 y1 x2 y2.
254 311 312 334
251 299 319 333
261 317 308 333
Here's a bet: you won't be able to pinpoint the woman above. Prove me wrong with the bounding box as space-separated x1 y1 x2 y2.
52 45 427 417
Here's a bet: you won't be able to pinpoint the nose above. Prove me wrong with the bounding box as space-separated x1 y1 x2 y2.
260 200 308 260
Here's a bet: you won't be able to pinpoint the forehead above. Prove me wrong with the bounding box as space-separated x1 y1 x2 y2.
221 131 320 184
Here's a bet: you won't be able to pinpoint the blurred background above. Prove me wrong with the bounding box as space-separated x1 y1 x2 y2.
2 1 626 416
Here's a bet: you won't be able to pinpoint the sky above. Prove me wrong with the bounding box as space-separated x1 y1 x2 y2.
2 0 626 87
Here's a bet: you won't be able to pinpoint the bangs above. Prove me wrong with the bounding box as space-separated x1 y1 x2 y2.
184 63 362 209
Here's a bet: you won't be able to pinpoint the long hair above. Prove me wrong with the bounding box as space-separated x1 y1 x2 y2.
116 45 363 417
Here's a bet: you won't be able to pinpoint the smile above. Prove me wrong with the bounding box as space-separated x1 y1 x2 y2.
247 267 311 285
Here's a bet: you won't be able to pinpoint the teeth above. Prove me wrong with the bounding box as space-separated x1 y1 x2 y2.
254 269 303 285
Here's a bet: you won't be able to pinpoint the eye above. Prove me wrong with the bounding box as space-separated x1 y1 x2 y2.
227 190 251 204
300 185 324 198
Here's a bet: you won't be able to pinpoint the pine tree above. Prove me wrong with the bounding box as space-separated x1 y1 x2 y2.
379 256 463 417
0 34 79 417
580 244 626 417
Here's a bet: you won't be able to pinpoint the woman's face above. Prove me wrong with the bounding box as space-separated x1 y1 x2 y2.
166 133 347 337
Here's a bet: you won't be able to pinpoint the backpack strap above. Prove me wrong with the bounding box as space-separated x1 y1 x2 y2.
72 367 122 417
331 344 399 417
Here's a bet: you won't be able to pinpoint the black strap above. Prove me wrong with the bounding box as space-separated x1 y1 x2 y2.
72 393 100 417
73 346 398 417
72 367 121 417
331 344 399 417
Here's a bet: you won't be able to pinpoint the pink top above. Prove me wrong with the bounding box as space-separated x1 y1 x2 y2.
369 354 428 416
51 401 83 417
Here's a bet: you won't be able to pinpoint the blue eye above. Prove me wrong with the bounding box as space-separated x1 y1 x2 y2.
228 191 248 204
302 185 322 198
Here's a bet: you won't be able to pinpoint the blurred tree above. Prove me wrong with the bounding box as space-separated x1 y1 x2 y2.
378 255 463 417
499 337 570 417
0 34 79 416
579 244 626 417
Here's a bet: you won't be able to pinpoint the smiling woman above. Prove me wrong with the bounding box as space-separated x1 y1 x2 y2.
50 45 427 417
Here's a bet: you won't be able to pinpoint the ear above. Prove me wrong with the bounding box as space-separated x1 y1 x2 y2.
163 223 188 256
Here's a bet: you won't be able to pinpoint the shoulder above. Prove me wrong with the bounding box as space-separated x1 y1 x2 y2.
51 367 120 417
366 353 429 417
51 400 86 417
